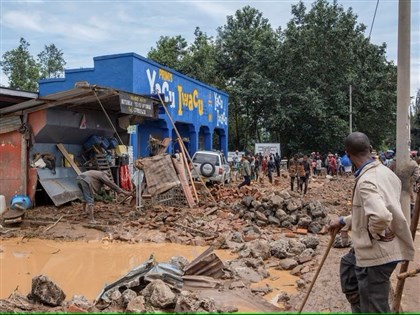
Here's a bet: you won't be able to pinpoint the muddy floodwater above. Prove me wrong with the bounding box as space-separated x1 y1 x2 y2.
0 238 297 309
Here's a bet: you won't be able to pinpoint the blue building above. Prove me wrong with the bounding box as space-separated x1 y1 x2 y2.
39 53 229 158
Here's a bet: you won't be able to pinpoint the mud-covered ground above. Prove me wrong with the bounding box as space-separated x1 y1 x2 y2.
1 174 417 312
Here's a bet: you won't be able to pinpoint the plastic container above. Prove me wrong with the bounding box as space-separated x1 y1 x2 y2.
10 195 32 210
0 195 6 215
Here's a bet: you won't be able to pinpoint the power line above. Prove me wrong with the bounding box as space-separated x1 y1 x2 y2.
368 0 380 40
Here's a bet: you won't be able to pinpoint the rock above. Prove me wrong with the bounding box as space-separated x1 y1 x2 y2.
251 200 262 208
279 258 298 270
296 279 306 288
270 239 290 259
218 305 239 313
301 235 319 249
251 284 272 295
235 266 263 282
288 240 306 256
275 209 287 221
239 247 252 258
277 291 290 303
280 218 294 229
122 289 138 307
297 215 312 228
126 296 146 313
278 190 291 199
308 221 323 234
270 195 284 208
110 289 122 304
142 279 176 309
268 215 280 225
169 256 190 270
68 295 91 310
229 281 246 289
255 211 268 222
230 232 244 243
290 265 304 276
249 240 271 260
174 291 217 313
67 304 88 313
308 201 326 218
286 199 302 212
242 196 254 208
298 249 314 264
28 275 66 306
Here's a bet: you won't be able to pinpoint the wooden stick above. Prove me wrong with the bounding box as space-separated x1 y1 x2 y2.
397 266 420 280
392 190 420 312
298 229 338 313
44 215 64 232
178 141 199 202
156 94 217 204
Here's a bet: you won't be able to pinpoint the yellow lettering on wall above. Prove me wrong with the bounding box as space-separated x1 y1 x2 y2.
177 85 204 116
159 69 173 82
177 85 183 115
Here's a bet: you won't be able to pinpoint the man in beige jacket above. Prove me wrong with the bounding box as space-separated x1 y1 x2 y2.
329 132 415 313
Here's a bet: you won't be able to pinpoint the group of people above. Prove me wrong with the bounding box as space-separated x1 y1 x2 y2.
235 151 282 189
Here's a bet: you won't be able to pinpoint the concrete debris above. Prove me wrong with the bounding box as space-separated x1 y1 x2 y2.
278 258 298 270
126 296 147 313
174 291 217 313
143 279 176 309
28 275 66 306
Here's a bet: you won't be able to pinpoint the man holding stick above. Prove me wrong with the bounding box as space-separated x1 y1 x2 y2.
328 132 415 313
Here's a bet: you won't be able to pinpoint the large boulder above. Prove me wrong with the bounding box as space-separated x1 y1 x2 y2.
28 275 66 306
288 240 306 256
142 279 176 309
270 195 284 208
279 258 298 270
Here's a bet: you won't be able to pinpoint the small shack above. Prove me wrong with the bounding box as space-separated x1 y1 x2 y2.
0 84 160 206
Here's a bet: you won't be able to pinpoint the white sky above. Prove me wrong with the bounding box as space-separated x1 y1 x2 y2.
0 0 419 96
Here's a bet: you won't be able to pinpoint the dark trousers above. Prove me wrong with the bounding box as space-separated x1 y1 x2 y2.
340 250 397 313
298 176 308 194
290 176 296 191
238 175 250 188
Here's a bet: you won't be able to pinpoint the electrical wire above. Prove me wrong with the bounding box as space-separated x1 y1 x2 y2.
368 0 380 40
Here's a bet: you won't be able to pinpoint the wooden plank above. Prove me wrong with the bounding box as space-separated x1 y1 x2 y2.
172 154 195 208
157 137 172 154
56 143 82 175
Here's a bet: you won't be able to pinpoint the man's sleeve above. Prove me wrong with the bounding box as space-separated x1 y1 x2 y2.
359 181 393 239
101 174 124 193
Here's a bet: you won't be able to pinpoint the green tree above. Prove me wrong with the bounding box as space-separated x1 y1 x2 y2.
215 6 280 151
273 0 397 155
37 44 66 79
147 35 188 71
1 37 39 91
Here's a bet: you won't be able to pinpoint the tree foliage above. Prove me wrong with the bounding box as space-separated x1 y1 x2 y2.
1 38 66 91
37 44 66 79
145 0 398 155
1 38 39 91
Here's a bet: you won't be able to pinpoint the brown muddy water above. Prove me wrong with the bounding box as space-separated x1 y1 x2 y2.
0 238 297 309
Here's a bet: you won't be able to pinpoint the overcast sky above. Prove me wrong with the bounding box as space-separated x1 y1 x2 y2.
1 0 419 96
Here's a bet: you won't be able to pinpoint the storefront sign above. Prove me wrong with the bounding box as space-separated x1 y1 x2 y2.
120 92 156 118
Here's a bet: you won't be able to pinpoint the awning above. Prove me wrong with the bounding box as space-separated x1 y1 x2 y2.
37 168 82 206
0 84 162 118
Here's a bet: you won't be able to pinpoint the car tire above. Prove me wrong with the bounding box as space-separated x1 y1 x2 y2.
200 162 216 177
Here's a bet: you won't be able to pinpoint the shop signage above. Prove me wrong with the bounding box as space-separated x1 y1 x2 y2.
119 92 156 118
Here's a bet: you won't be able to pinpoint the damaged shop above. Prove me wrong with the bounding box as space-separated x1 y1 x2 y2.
0 84 163 220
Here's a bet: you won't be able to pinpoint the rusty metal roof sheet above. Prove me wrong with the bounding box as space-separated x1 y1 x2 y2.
183 247 225 279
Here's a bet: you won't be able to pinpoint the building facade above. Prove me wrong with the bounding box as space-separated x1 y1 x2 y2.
39 53 229 158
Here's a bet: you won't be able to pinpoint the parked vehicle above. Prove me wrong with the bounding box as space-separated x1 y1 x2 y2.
191 150 231 184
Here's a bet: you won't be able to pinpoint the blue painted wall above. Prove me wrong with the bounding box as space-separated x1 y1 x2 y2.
39 53 229 158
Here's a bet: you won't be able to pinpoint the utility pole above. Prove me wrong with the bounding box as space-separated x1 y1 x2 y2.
395 0 411 223
349 85 353 134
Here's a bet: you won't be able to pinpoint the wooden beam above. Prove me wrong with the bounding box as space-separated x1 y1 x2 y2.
56 143 82 175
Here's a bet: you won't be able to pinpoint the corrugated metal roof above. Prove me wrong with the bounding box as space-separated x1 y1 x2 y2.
37 167 83 206
183 247 225 279
0 85 119 116
0 116 22 134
